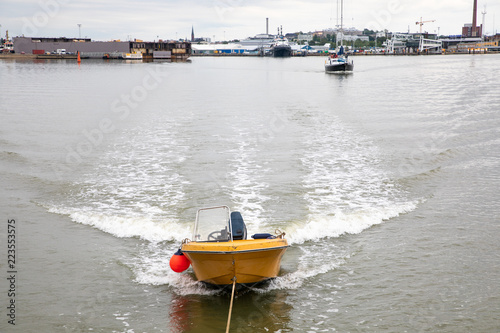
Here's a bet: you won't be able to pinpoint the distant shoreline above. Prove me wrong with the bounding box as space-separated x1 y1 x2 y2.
0 51 496 60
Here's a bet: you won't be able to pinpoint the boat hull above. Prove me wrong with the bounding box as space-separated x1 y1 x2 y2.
272 46 292 58
182 238 288 285
325 62 354 72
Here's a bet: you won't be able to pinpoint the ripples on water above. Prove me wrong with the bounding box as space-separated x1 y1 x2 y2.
34 60 418 295
1 55 499 332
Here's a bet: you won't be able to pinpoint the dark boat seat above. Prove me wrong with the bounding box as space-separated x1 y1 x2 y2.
251 233 275 239
230 212 247 240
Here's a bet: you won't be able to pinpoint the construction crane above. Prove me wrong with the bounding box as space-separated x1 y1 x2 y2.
416 17 436 33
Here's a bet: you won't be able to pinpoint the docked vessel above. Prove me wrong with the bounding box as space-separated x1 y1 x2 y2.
239 34 275 49
271 37 292 57
121 52 143 60
325 0 354 73
1 41 14 53
1 30 14 53
270 27 292 58
170 206 289 286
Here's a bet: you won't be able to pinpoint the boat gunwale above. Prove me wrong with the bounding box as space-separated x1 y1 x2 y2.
181 245 289 255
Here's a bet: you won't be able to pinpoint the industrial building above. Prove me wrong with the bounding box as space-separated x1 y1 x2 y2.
385 33 442 54
384 0 499 54
13 36 191 60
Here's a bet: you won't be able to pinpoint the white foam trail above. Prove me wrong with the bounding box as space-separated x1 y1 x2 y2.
226 133 271 230
130 244 220 295
293 114 420 245
137 270 217 296
267 265 337 291
44 117 192 242
286 202 417 245
268 259 344 291
48 206 190 242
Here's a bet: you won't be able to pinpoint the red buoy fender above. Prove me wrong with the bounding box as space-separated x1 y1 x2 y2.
170 249 190 273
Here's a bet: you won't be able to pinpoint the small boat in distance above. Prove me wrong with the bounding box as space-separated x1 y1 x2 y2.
170 206 289 286
325 0 354 73
325 45 353 73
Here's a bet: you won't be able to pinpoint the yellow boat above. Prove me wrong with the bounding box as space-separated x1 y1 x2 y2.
177 206 289 286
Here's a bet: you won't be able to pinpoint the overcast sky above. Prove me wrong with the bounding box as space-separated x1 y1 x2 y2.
1 0 498 41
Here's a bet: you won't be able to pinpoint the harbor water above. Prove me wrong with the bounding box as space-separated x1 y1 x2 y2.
0 54 499 332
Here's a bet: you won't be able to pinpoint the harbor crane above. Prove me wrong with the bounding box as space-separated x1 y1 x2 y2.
416 17 436 33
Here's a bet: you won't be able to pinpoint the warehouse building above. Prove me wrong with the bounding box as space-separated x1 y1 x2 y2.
13 36 191 60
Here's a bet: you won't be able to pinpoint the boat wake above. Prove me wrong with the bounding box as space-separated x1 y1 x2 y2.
285 202 417 245
41 105 420 295
46 206 191 242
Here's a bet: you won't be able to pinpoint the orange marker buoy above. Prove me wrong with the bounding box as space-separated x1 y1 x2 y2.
170 249 190 273
77 51 81 63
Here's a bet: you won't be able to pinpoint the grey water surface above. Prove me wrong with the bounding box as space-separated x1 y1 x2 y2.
0 54 499 332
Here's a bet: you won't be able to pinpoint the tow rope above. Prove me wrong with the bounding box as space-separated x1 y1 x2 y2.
225 277 237 333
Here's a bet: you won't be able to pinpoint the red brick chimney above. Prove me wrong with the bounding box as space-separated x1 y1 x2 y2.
472 0 478 35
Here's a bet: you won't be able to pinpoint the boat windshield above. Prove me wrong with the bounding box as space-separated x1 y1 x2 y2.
193 206 232 242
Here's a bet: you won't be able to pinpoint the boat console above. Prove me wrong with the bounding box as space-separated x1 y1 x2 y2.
230 212 247 240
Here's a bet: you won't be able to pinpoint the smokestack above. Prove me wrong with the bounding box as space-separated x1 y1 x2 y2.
472 0 478 35
266 18 269 35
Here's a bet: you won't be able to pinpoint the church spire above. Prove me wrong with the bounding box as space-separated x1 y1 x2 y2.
191 25 194 42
